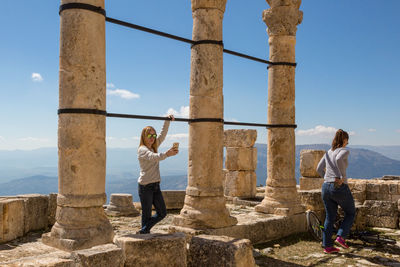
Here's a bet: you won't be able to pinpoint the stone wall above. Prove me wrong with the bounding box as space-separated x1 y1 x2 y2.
0 194 56 243
300 179 400 229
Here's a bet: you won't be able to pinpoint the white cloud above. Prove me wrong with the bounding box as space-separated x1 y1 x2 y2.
31 73 43 82
167 133 189 140
368 128 377 132
296 125 337 137
164 106 189 118
107 89 140 99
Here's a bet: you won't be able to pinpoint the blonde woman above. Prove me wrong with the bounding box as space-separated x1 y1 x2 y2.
137 115 178 234
317 129 355 253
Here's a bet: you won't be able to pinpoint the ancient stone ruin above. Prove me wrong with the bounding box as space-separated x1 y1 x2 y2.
2 0 399 266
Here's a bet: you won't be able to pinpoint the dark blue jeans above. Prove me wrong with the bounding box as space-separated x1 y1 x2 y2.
138 182 167 233
321 182 355 247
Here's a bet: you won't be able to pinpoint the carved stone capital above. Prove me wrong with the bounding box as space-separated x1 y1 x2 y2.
266 0 301 9
191 0 227 12
263 5 303 36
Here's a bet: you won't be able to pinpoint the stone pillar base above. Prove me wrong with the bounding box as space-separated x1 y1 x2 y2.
172 196 237 229
42 207 114 251
255 197 304 216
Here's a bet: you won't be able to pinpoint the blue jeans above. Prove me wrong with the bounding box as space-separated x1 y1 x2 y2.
138 182 167 233
321 182 355 247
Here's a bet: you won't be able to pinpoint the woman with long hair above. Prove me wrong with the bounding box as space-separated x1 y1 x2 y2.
316 129 355 253
137 115 178 234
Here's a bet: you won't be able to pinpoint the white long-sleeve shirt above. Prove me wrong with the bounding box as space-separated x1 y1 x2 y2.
316 147 349 184
137 120 170 185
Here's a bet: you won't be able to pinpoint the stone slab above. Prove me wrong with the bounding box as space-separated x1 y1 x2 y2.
300 150 325 178
298 189 324 211
224 170 257 198
224 129 257 148
169 211 306 245
225 147 257 171
114 233 186 267
2 251 73 267
364 200 398 228
0 199 24 243
71 243 124 267
188 235 255 267
16 194 49 234
162 190 185 210
299 177 324 191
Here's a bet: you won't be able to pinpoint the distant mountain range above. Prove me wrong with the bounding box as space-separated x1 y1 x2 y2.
0 145 399 200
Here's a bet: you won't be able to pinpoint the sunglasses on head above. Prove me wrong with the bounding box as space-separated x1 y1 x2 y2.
147 134 157 139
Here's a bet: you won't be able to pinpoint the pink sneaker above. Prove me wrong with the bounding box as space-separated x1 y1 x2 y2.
324 247 340 254
335 236 349 249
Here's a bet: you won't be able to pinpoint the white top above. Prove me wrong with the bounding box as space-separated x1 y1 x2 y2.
137 120 170 185
316 147 349 184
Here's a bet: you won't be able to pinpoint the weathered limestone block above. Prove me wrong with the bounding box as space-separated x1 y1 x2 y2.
114 233 186 267
348 179 367 205
364 200 398 228
0 198 24 243
48 193 58 226
105 194 139 217
298 190 324 212
389 183 398 194
162 190 185 210
353 204 367 230
3 251 73 267
188 235 255 267
299 177 324 190
224 170 257 198
225 147 257 171
17 194 49 233
366 182 380 193
392 194 400 202
71 244 124 267
300 150 325 178
224 129 257 148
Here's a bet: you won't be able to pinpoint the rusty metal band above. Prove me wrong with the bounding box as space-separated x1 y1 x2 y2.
58 108 107 116
59 3 106 16
190 40 224 49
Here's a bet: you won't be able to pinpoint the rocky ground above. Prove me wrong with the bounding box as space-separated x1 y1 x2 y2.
1 210 400 266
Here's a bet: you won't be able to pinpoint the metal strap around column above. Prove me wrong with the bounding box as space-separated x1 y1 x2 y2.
59 3 106 16
58 108 107 116
58 109 296 128
190 40 224 49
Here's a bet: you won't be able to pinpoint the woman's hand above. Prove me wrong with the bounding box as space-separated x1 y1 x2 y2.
166 147 178 157
335 177 344 186
168 114 175 121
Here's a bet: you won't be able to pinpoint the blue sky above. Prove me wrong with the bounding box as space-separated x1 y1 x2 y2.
0 0 399 150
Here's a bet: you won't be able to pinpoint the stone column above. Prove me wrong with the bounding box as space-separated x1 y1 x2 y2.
224 130 257 198
255 0 304 216
42 0 113 251
173 0 237 229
